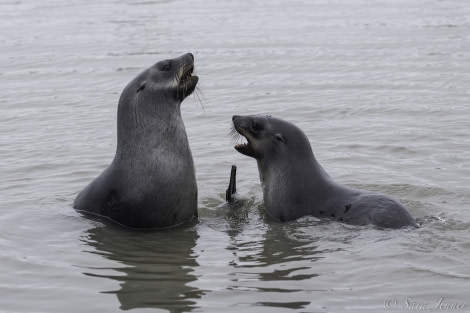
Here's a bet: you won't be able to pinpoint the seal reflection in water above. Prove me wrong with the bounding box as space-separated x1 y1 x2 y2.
74 53 198 229
231 115 417 229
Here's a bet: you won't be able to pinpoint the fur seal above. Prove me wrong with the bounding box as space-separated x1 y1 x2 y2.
74 53 199 229
231 115 417 229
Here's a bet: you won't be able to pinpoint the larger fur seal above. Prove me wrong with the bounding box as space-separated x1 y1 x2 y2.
231 115 417 229
74 53 199 229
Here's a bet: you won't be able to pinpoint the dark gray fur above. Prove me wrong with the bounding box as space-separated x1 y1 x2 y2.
232 115 417 229
74 53 198 229
226 165 237 202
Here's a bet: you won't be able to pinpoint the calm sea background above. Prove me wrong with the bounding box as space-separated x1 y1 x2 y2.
1 0 469 312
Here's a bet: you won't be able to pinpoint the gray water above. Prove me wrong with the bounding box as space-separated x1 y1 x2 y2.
1 0 470 312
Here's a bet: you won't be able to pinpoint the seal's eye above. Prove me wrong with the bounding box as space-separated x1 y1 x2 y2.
137 81 146 93
161 61 172 72
252 120 263 132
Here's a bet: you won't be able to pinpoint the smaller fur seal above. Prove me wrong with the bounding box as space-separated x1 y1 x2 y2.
74 53 199 229
231 115 417 229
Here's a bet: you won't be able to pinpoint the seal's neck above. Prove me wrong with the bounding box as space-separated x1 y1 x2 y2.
114 100 190 164
258 152 331 185
257 152 335 220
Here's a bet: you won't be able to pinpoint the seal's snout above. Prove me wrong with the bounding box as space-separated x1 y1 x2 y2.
180 52 194 61
231 115 245 134
231 115 254 157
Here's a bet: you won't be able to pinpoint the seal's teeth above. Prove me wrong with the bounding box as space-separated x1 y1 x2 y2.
237 136 248 147
235 143 248 148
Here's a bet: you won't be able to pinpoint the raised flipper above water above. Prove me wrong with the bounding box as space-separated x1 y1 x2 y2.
225 165 237 202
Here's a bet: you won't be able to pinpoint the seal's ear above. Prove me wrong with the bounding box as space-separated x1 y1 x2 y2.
275 134 286 143
137 81 147 93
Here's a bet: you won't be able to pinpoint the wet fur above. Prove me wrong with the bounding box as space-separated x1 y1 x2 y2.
232 115 417 229
74 54 199 229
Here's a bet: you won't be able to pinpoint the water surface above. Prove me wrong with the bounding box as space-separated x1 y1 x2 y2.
1 0 470 312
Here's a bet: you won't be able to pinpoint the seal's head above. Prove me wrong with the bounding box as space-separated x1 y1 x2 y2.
128 52 198 101
117 53 198 149
231 115 314 162
118 53 198 120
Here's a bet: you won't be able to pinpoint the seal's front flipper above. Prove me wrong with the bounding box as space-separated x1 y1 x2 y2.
225 165 237 202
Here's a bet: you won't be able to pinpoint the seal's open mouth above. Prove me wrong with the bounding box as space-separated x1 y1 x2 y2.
235 134 249 151
231 124 253 156
177 53 199 100
180 64 196 84
177 63 198 99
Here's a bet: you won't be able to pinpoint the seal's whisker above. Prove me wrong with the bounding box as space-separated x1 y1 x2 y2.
195 85 207 101
194 86 206 111
228 125 243 144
